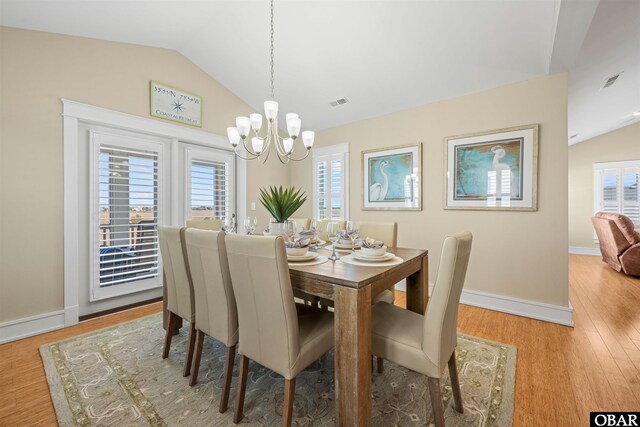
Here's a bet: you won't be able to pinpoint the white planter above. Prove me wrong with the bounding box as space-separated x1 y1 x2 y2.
267 222 287 236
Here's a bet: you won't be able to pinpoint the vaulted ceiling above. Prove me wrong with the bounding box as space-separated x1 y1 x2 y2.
3 0 629 143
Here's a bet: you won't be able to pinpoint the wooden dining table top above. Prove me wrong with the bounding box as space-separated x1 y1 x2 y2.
288 246 428 289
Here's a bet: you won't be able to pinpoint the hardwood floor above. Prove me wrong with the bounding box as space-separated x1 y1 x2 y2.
1 254 640 426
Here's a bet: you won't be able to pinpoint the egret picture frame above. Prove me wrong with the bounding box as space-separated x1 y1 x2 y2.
362 143 422 211
444 124 539 211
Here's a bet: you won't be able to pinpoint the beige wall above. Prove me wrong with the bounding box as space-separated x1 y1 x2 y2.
0 27 290 322
291 74 569 307
568 122 640 248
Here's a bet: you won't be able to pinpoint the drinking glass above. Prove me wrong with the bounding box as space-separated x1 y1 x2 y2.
244 216 252 234
346 221 359 254
326 222 341 261
252 216 258 234
310 219 320 249
284 220 296 239
223 216 235 233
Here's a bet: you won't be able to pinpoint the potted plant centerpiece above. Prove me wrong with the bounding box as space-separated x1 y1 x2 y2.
259 186 307 236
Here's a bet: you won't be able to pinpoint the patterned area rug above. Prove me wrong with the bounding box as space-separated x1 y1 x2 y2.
40 313 516 426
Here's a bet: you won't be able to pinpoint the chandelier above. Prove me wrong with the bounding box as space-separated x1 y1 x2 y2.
226 0 314 164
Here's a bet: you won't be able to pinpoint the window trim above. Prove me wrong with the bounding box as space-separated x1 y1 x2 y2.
312 143 349 220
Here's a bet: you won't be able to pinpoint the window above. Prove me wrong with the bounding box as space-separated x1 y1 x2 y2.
184 146 235 222
594 161 640 222
91 132 166 300
313 143 349 220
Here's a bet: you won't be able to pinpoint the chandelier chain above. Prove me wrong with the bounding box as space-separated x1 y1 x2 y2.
270 0 275 99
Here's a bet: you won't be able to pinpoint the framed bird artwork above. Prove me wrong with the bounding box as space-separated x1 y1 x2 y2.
362 143 422 211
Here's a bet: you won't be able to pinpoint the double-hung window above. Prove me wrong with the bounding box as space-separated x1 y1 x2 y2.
313 143 349 220
594 160 640 222
90 131 167 300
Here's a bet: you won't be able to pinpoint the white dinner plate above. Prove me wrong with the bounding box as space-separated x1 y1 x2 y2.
287 252 319 262
353 252 395 262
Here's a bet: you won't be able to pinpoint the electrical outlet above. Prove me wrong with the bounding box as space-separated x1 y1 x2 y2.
251 202 256 211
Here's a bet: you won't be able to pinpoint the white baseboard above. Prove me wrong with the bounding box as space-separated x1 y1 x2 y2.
0 310 66 344
421 284 573 327
569 246 601 256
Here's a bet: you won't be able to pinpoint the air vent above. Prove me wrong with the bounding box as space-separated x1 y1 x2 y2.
330 97 349 107
601 72 622 89
570 134 579 139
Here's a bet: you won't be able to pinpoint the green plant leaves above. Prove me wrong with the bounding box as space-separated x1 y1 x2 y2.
258 186 307 223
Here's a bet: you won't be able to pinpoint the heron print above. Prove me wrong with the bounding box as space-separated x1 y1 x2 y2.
368 153 414 202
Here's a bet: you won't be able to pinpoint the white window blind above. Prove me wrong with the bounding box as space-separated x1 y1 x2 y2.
594 161 640 222
91 132 165 300
185 146 235 223
313 144 349 220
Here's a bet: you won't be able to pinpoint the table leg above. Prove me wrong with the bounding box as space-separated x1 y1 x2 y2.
406 255 428 314
334 285 372 426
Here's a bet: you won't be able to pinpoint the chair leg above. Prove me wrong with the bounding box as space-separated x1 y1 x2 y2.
189 330 205 386
234 355 249 424
448 353 464 413
427 377 445 427
282 377 296 427
162 312 176 359
183 322 197 377
377 356 384 373
219 345 236 413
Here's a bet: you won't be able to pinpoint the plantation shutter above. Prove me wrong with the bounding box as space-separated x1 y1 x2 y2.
594 162 640 223
92 133 165 299
313 145 348 221
190 160 230 220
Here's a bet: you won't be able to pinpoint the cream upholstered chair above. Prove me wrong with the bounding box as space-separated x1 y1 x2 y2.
371 232 472 427
183 229 238 412
158 226 197 377
186 219 223 231
357 221 398 305
288 217 311 230
225 234 334 426
316 219 346 241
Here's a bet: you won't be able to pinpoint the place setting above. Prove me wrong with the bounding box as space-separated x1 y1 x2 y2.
339 237 404 267
285 236 328 266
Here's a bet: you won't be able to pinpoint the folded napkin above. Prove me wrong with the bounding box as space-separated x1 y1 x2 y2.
338 230 358 239
361 237 384 249
298 228 315 237
285 237 311 248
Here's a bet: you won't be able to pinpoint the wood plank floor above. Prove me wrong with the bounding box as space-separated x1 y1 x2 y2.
1 254 639 426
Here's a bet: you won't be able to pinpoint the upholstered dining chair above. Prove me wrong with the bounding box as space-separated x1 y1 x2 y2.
225 234 335 427
183 229 238 413
288 217 311 230
371 231 473 427
186 218 223 231
158 226 197 377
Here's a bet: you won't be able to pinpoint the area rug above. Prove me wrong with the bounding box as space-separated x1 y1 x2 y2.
40 313 516 426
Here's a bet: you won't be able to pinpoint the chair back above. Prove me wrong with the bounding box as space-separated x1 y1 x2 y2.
422 232 472 372
316 220 346 241
184 229 238 346
187 219 223 231
158 226 194 322
289 217 311 230
225 234 300 376
356 222 398 247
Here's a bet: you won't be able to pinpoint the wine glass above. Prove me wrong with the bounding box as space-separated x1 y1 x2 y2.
252 216 258 234
284 220 296 240
243 216 252 234
326 222 341 261
346 221 359 254
223 216 235 233
310 219 320 249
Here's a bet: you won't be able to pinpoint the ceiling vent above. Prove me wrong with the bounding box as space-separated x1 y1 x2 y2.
330 97 349 107
601 72 622 89
569 134 579 139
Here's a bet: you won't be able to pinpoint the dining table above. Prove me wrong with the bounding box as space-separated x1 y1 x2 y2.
162 244 429 426
289 245 429 426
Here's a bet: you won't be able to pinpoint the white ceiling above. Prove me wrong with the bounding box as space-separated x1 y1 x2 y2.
568 0 640 145
0 0 612 136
